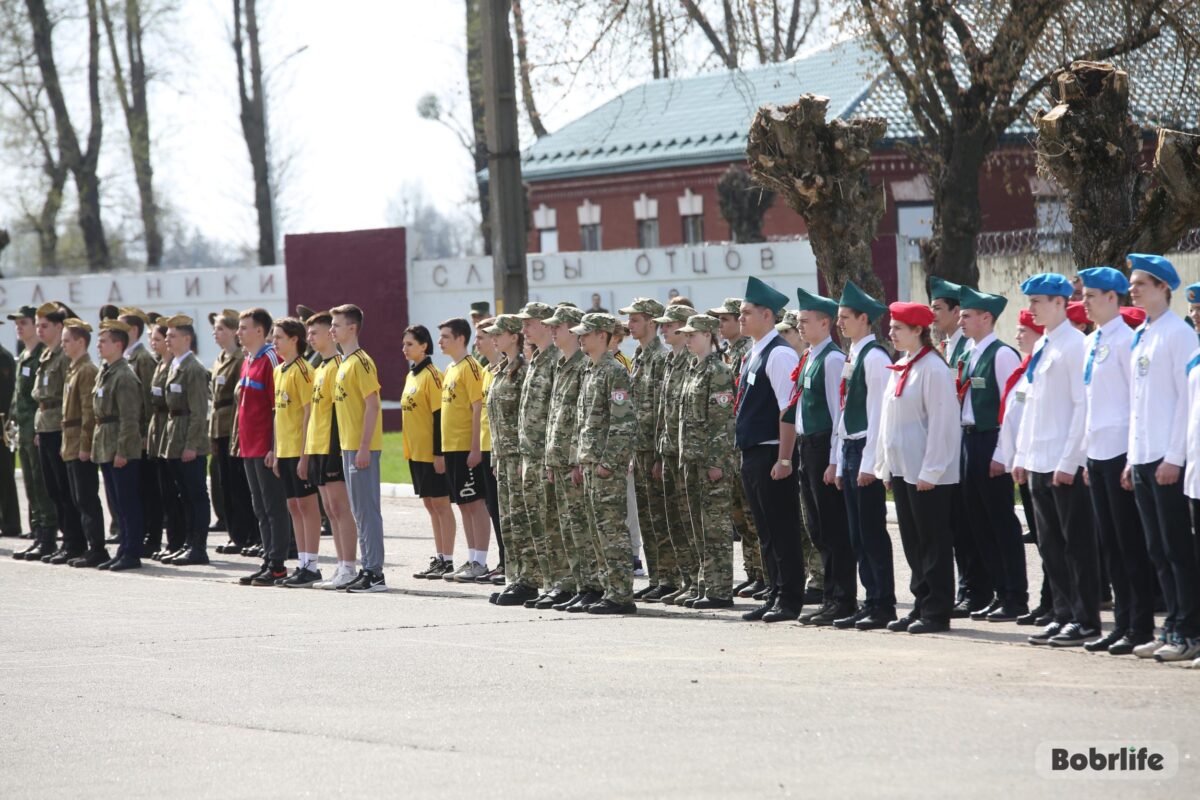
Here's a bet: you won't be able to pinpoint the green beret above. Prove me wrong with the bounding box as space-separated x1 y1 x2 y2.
838 281 887 323
928 275 962 302
796 287 839 318
743 276 789 313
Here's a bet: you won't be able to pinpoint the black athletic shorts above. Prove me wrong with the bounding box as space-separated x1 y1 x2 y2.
443 451 485 505
312 452 345 486
410 459 449 499
277 456 318 499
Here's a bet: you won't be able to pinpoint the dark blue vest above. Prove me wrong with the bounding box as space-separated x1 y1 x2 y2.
735 335 789 450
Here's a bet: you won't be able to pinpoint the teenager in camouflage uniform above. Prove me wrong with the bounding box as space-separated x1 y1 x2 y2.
678 314 737 608
652 303 699 604
709 297 765 595
621 297 675 601
7 306 56 556
570 313 638 614
543 304 605 611
486 315 537 606
516 302 575 609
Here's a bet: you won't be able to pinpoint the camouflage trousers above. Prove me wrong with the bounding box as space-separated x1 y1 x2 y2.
582 465 634 604
801 495 823 591
550 466 602 592
633 450 674 587
521 457 575 593
682 461 735 600
495 455 540 589
662 456 699 587
730 467 764 581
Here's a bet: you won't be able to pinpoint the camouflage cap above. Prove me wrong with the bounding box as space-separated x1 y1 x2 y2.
569 312 618 335
652 304 697 324
515 301 556 321
99 319 133 334
775 310 800 332
544 305 585 326
618 297 665 317
678 314 720 334
706 297 743 317
483 314 523 335
469 301 491 316
6 305 38 321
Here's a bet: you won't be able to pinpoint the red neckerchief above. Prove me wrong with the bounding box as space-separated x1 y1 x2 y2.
733 352 749 414
998 354 1031 424
955 357 970 402
887 346 935 397
787 349 810 409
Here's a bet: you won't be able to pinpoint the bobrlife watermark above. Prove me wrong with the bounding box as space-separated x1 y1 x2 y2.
1036 742 1179 779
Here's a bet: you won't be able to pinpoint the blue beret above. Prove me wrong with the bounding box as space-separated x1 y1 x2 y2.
838 281 888 323
1127 253 1180 290
928 275 962 301
796 287 839 318
743 276 789 313
1078 266 1129 294
959 286 1007 317
1188 283 1200 304
1020 272 1073 298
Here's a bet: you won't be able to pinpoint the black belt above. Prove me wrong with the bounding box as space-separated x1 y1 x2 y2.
962 425 996 435
214 398 233 410
169 410 190 418
62 419 82 429
98 416 119 425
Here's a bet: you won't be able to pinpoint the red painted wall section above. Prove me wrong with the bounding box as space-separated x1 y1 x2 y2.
284 227 407 432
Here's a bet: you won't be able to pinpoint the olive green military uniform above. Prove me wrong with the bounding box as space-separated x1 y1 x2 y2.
575 347 637 605
487 355 537 588
61 352 104 555
92 359 143 464
9 339 54 536
162 350 212 558
0 342 20 535
657 346 699 595
147 355 178 553
679 344 737 601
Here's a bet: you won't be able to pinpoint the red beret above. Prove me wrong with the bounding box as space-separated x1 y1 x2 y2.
1067 301 1090 326
1018 308 1044 334
888 301 935 328
1120 306 1146 329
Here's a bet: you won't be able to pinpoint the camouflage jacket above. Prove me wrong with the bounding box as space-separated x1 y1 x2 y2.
727 335 753 371
574 352 634 468
545 348 586 469
11 341 45 430
517 342 559 459
678 351 736 468
656 348 695 456
485 356 525 458
91 359 143 464
630 336 668 452
31 344 68 433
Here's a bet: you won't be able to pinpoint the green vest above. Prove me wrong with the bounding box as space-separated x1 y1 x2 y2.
962 338 1015 433
800 340 840 435
948 333 968 365
843 340 885 436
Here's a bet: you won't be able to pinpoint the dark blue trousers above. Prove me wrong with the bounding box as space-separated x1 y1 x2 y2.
102 460 144 560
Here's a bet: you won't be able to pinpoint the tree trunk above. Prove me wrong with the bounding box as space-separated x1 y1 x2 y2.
465 0 492 254
746 95 888 300
1128 129 1200 254
233 0 276 265
923 132 988 288
717 165 774 243
36 163 67 273
510 0 547 138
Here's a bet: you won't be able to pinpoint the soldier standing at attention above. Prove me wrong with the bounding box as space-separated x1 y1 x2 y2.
9 306 57 556
147 321 182 560
677 314 737 609
58 318 105 567
543 304 604 612
118 309 162 560
209 310 255 555
0 323 19 537
652 303 699 604
709 298 765 597
161 316 212 567
92 319 145 571
622 297 674 601
516 302 574 609
570 312 637 615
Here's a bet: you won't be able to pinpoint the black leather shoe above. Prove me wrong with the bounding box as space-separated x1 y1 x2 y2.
1028 621 1063 645
731 578 755 596
682 594 703 608
693 596 734 610
799 602 832 624
566 590 603 613
887 613 917 632
970 599 1002 621
1107 633 1152 656
1033 611 1056 627
1084 629 1127 653
535 589 573 610
833 606 870 629
802 586 824 606
495 584 540 606
1016 606 1049 626
169 550 210 566
641 584 676 603
238 563 271 585
214 541 239 554
950 599 973 619
209 520 228 533
586 599 637 615
805 603 857 627
855 608 897 630
13 541 51 560
69 550 109 568
751 584 772 601
762 603 801 623
48 549 82 565
909 619 950 634
742 600 774 621
97 557 119 570
986 604 1028 623
553 592 586 612
633 585 658 601
108 556 143 571
524 592 551 609
739 579 767 598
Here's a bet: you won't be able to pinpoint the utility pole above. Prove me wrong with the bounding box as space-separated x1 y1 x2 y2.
479 0 528 313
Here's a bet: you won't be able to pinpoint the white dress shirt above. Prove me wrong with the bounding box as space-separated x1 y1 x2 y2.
960 332 1020 426
1128 309 1196 467
995 368 1030 471
836 334 892 477
875 349 961 485
797 336 846 465
1184 358 1200 499
743 329 800 446
1083 315 1134 461
1014 320 1087 474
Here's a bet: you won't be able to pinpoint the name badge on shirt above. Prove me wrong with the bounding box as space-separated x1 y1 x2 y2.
169 383 182 394
21 366 30 377
747 371 756 386
152 386 163 396
42 374 49 386
970 376 986 389
1015 390 1027 403
97 388 104 397
803 376 813 390
1095 344 1110 363
216 375 227 386
1136 355 1150 377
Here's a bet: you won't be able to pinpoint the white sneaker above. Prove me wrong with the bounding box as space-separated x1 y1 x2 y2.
1133 635 1169 659
1155 636 1200 663
443 561 474 582
326 566 357 590
452 561 489 582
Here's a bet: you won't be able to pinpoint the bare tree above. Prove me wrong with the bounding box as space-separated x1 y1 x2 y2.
717 164 774 242
851 0 1200 288
99 0 162 268
232 0 274 265
681 0 820 67
511 0 547 137
25 0 111 271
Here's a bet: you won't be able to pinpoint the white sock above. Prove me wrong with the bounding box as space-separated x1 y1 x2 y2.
438 553 449 562
475 548 488 565
340 560 355 572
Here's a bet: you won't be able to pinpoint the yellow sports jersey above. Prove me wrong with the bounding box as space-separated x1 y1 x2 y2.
335 348 384 452
273 358 313 459
401 359 442 462
440 355 484 452
304 354 342 456
480 366 493 452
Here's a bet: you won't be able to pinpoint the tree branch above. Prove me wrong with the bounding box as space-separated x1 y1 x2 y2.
680 0 733 67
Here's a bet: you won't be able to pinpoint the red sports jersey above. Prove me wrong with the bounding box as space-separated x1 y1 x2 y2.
236 343 281 458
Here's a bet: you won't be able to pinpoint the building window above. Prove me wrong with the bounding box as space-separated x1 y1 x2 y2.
580 224 602 251
681 215 704 244
533 203 558 253
539 228 558 254
637 219 659 248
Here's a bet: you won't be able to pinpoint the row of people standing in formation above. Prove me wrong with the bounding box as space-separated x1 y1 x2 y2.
4 302 390 593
